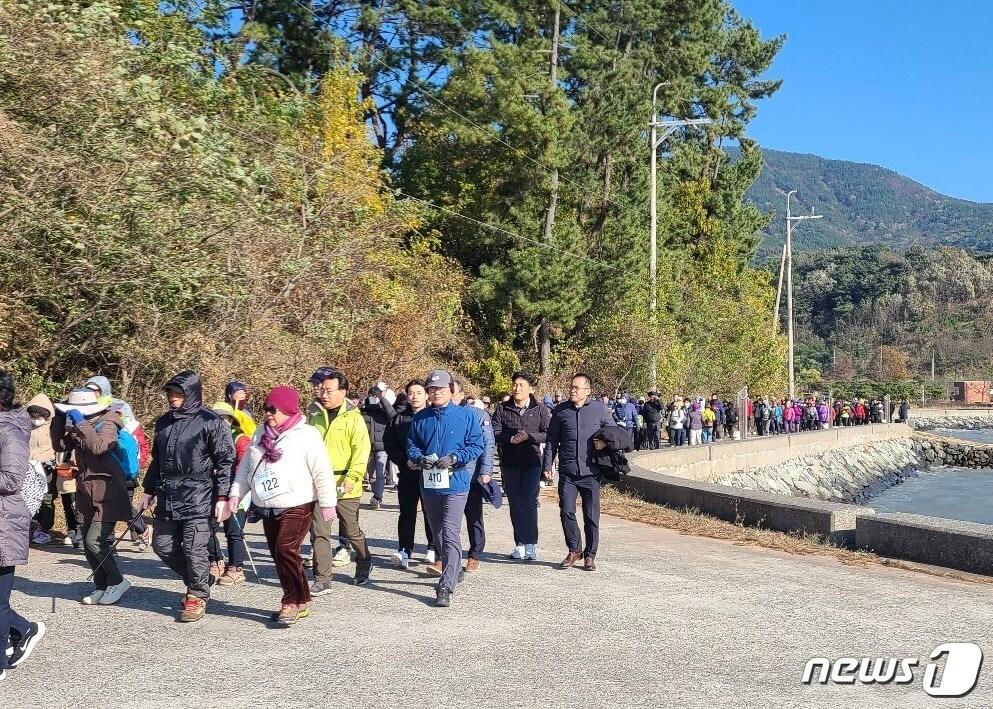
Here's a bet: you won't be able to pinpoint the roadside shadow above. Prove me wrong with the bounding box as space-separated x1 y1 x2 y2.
475 552 561 571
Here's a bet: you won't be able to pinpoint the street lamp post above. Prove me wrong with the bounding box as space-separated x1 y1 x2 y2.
649 83 711 390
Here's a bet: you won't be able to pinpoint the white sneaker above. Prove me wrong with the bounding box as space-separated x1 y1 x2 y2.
510 545 525 560
98 578 131 605
524 544 537 561
331 546 351 567
81 589 105 605
392 550 410 570
424 549 436 565
31 530 51 545
61 535 74 547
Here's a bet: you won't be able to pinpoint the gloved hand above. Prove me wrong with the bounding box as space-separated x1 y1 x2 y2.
66 409 85 426
321 506 337 522
434 455 456 470
418 457 436 470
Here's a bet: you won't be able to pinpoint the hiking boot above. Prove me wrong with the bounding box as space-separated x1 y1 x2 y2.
560 551 583 569
179 595 206 622
425 560 443 577
310 580 334 597
435 588 451 608
583 556 597 572
7 622 45 668
217 566 245 586
274 604 300 626
465 558 479 573
99 578 131 605
331 546 351 567
208 560 225 585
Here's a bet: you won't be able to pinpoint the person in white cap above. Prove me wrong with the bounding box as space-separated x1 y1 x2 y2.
51 388 134 605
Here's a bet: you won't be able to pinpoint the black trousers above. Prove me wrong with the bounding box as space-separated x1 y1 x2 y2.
397 473 433 555
82 519 123 590
464 480 485 560
646 423 661 449
208 511 247 567
1 566 30 670
152 517 212 599
559 475 601 558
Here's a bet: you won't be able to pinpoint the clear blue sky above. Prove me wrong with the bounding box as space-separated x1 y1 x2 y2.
734 0 993 203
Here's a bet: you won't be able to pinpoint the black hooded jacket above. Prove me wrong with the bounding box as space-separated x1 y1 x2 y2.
383 399 417 472
142 371 235 520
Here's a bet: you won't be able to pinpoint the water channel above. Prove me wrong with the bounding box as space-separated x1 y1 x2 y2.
862 428 993 524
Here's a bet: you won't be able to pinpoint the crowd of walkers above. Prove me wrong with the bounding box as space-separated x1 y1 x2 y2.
589 392 912 449
1 366 628 677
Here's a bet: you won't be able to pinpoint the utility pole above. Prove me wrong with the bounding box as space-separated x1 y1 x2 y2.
784 190 822 399
931 349 935 381
538 1 561 380
649 84 711 389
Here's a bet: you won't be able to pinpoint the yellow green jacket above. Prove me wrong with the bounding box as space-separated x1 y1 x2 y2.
307 399 370 499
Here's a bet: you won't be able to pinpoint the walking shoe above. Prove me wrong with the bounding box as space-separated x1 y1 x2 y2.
296 605 310 620
353 568 371 586
331 546 351 567
7 622 45 668
217 566 245 586
392 550 410 570
465 558 480 573
80 589 105 605
425 560 443 577
310 580 334 597
179 595 206 622
61 534 74 548
424 548 437 565
583 556 597 572
524 544 537 561
275 604 300 626
301 550 314 568
134 536 148 552
435 588 451 608
98 578 131 605
370 497 382 510
208 560 225 585
560 551 583 569
0 668 5 680
509 545 525 560
31 530 51 545
70 529 82 548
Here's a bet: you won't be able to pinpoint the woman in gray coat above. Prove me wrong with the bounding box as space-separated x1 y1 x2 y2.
0 371 45 679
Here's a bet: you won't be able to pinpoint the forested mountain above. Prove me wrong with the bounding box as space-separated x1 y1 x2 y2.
747 149 993 258
788 245 993 390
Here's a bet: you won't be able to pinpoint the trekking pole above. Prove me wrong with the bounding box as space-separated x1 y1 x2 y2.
228 511 262 582
86 507 146 581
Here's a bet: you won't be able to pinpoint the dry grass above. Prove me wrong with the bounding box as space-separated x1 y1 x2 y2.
542 485 993 586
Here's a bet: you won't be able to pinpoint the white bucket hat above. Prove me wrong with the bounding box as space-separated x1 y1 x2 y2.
55 388 110 416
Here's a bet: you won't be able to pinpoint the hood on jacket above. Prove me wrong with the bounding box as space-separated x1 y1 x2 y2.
164 370 204 416
85 375 113 398
27 393 55 418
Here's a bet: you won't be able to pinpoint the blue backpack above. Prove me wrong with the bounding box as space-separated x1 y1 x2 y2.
97 422 141 481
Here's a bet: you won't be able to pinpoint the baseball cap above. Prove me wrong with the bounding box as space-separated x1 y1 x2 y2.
425 369 452 389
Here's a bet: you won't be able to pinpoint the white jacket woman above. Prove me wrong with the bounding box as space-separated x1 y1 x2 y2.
230 419 337 511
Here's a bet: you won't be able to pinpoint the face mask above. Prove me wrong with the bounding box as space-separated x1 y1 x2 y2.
368 396 380 406
619 398 627 405
31 417 46 428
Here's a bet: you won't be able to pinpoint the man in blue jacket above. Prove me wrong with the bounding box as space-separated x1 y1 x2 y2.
407 370 484 607
543 372 614 571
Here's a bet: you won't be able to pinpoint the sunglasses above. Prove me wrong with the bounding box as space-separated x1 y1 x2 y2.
263 405 278 415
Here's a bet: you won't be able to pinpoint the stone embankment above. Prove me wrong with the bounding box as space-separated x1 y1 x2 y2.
912 415 993 431
712 432 993 504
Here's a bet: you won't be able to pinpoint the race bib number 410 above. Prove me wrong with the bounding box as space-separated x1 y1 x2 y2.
423 467 451 490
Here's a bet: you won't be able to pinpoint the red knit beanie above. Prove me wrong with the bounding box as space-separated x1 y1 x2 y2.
265 385 301 415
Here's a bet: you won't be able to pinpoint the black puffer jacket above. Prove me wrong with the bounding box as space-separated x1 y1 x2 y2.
542 399 615 478
142 371 235 520
491 395 551 468
383 400 416 472
362 395 397 453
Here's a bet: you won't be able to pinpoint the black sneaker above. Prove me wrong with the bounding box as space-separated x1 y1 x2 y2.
435 588 451 607
353 569 371 586
8 622 45 669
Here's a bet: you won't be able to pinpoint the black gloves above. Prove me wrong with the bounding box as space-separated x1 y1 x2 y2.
435 455 456 470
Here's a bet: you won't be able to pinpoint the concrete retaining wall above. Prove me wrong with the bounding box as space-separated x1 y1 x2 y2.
856 512 993 575
913 415 993 431
630 423 913 483
621 465 873 545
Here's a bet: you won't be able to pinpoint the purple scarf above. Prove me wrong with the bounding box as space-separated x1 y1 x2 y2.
260 412 303 463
